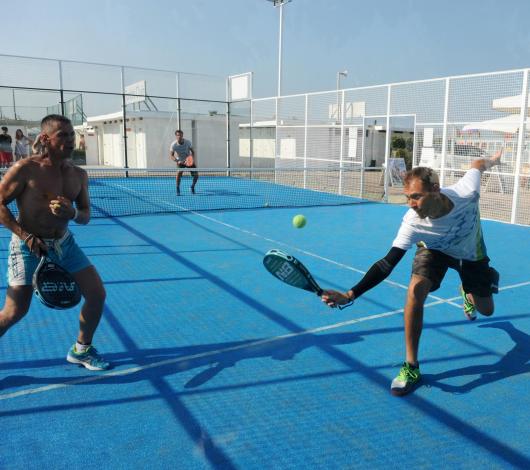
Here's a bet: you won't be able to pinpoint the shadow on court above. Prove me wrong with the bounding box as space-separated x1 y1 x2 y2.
3 315 530 393
0 330 363 392
424 320 530 394
0 329 368 470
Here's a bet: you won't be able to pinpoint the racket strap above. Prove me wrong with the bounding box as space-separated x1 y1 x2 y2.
48 239 62 258
338 299 354 310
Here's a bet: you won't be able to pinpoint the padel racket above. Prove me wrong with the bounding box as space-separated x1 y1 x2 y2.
32 257 82 309
263 249 352 309
185 155 194 167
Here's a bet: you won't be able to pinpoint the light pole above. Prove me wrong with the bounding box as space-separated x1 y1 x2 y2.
336 70 348 120
267 0 292 97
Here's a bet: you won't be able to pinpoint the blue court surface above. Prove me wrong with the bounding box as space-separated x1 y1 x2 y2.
1 189 530 469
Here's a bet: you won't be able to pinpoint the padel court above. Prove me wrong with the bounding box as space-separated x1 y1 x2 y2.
1 173 529 469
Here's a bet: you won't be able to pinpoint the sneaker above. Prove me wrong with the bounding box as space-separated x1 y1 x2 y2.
391 362 421 396
460 285 477 321
67 345 110 371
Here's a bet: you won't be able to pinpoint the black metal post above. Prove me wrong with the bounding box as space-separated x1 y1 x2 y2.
122 93 129 177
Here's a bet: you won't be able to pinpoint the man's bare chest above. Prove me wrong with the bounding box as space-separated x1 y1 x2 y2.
27 171 81 202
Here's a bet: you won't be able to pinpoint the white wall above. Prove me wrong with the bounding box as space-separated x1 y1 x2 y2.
84 133 99 165
85 112 227 168
193 118 227 167
144 117 191 168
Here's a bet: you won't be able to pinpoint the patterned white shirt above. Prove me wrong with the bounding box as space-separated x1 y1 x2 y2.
392 169 486 261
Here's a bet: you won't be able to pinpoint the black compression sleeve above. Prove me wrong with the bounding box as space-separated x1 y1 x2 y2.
350 247 407 299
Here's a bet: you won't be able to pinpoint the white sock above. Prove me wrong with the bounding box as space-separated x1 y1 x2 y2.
75 341 90 353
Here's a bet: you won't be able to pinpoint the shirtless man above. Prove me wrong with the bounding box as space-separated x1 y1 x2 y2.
0 114 109 371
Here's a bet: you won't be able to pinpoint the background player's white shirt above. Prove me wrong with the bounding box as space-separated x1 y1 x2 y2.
169 139 193 163
392 168 487 261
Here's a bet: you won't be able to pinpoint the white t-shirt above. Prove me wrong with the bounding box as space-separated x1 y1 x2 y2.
392 168 486 261
169 139 193 163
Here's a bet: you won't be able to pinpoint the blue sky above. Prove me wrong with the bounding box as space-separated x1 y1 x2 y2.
4 0 530 98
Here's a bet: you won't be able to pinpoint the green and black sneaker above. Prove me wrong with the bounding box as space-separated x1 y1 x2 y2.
391 362 421 396
460 285 477 321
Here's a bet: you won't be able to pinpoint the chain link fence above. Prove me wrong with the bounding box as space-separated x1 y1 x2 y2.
244 69 530 225
0 54 529 224
0 54 228 169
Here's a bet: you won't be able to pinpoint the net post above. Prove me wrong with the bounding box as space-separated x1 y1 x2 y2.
383 84 392 202
439 77 450 187
176 72 181 130
303 94 308 188
226 76 231 177
120 66 129 177
339 89 345 194
58 60 65 116
510 68 529 224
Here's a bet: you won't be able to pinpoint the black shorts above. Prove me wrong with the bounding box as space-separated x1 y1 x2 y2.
177 162 198 177
412 247 498 297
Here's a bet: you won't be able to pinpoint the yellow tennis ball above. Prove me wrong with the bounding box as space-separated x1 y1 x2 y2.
292 214 306 229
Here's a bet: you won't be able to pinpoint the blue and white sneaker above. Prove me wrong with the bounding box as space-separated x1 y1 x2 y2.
67 345 110 371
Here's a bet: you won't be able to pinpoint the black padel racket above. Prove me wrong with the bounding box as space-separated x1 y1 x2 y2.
32 257 82 309
263 249 352 309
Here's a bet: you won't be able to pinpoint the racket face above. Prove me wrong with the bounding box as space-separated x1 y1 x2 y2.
32 259 82 310
185 156 194 167
263 249 322 295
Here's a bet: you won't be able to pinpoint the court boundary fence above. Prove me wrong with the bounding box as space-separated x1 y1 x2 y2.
0 54 528 224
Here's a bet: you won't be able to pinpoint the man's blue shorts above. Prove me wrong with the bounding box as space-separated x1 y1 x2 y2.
7 231 91 286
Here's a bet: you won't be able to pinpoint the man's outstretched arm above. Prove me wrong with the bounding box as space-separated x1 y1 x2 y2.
471 148 502 172
321 246 407 307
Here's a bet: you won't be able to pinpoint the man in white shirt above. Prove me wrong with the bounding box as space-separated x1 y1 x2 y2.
321 150 502 396
169 129 198 195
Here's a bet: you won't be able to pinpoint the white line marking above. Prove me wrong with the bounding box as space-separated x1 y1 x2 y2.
109 182 462 308
0 302 422 401
1 280 527 402
4 183 513 402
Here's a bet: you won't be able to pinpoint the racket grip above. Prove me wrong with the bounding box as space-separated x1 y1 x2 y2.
338 300 354 310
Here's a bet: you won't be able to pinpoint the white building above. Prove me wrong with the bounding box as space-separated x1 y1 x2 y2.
81 110 228 168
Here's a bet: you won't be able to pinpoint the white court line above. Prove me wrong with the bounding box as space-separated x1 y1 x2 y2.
110 182 462 308
0 297 448 401
1 280 528 402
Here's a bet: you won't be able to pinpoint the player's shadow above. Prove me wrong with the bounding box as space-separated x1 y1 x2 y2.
0 331 363 391
182 331 362 389
424 321 530 394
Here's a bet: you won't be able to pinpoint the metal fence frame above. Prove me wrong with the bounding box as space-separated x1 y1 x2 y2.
248 68 530 225
0 53 230 169
1 54 529 225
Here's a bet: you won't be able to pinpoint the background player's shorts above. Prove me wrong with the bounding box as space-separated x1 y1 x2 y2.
177 161 198 176
8 231 91 286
